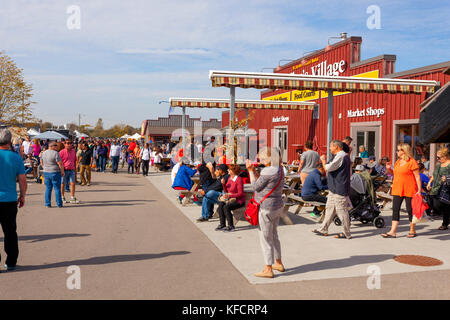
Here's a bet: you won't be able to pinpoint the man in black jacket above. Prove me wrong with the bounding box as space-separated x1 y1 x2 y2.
313 140 352 239
197 163 229 222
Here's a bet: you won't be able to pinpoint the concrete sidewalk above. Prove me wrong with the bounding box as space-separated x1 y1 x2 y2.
148 172 450 285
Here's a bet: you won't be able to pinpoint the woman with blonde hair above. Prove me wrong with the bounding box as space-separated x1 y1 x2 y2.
382 143 422 238
246 147 285 278
427 147 450 230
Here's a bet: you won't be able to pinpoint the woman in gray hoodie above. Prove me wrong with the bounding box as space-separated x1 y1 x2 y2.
246 147 285 278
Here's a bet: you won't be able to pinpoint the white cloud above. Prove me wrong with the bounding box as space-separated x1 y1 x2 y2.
117 48 212 55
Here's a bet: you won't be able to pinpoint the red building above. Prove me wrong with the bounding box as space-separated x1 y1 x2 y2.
221 36 450 168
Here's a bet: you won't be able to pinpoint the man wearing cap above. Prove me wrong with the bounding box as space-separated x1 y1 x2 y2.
366 155 378 176
0 129 27 271
197 163 229 222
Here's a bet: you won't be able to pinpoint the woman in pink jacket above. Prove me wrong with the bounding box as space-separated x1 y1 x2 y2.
216 164 246 232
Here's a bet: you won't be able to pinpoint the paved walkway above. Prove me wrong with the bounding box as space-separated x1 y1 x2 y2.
1 168 449 299
150 173 450 284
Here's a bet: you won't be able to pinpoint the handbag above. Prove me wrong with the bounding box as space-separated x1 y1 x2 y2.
244 169 283 226
412 193 429 224
438 178 450 205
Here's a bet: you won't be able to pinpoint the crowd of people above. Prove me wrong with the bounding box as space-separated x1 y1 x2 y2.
1 126 449 277
170 135 450 278
4 132 177 209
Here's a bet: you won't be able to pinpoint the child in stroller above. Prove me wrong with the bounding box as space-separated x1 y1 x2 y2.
334 165 385 228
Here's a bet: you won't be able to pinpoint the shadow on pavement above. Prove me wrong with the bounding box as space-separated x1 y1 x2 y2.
70 199 155 207
280 254 395 276
76 189 129 193
13 251 191 272
0 233 91 243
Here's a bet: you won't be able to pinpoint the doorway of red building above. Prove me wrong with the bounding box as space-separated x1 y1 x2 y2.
350 122 382 162
274 126 288 163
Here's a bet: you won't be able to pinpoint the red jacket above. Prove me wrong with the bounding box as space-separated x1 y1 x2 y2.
223 176 245 204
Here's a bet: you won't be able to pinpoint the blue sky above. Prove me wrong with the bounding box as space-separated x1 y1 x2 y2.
1 0 449 128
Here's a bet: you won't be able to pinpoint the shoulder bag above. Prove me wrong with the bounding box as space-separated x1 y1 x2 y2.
244 169 283 226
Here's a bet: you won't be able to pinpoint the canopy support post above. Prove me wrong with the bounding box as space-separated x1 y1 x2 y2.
228 86 236 163
327 89 333 160
182 106 186 153
245 108 249 161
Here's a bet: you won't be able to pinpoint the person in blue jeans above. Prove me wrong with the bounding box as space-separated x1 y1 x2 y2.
0 129 28 271
40 142 65 208
197 164 229 222
97 142 108 172
301 162 328 217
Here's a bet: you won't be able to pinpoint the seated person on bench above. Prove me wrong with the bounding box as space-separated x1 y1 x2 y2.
171 160 198 204
216 164 245 232
301 162 328 217
197 162 215 194
196 164 229 222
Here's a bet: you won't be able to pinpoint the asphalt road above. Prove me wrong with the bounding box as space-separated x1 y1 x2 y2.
1 168 449 300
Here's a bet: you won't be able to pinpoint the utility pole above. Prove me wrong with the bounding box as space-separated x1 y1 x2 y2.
22 92 25 124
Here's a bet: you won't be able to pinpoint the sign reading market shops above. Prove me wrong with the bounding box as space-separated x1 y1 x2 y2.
272 116 290 123
347 107 385 118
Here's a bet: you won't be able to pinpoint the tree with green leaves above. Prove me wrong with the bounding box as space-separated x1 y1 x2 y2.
0 52 35 123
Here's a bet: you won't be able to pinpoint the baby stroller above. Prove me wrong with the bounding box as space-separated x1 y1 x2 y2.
334 174 385 228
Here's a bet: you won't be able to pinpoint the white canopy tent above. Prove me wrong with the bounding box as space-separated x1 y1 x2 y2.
32 131 68 141
27 128 40 137
120 134 131 139
74 130 89 139
130 133 143 140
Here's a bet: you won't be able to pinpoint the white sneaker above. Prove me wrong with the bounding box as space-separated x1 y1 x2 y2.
63 196 70 203
70 197 80 204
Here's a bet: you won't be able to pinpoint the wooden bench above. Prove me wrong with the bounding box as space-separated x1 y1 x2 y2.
287 194 327 216
179 176 201 206
211 191 253 226
376 191 393 209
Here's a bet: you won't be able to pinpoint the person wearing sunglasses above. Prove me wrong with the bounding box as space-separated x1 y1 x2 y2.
382 143 421 238
427 147 450 230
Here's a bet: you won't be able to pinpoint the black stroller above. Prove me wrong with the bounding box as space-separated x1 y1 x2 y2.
334 175 386 228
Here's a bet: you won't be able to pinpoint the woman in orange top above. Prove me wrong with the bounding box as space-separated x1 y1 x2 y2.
382 143 422 238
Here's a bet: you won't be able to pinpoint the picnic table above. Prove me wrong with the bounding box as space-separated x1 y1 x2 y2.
243 185 294 225
284 174 302 194
180 175 201 206
375 178 393 208
287 164 299 173
287 191 328 216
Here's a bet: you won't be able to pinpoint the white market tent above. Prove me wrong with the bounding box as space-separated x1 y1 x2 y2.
33 131 68 141
27 128 40 137
130 133 143 140
74 130 89 139
120 134 131 139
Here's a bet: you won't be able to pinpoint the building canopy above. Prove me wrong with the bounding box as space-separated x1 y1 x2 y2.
169 98 316 110
209 70 438 94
